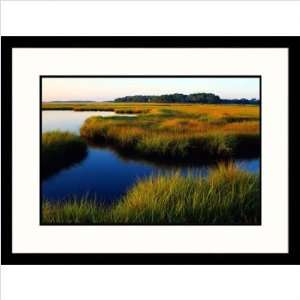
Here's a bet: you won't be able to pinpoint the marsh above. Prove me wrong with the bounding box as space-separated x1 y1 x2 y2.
41 76 261 225
42 107 259 211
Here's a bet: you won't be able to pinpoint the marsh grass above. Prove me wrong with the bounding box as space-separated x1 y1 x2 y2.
42 131 87 178
43 196 108 224
115 108 150 114
42 163 260 225
80 104 260 161
42 102 152 114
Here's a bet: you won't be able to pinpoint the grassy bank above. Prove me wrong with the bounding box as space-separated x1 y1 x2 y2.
80 104 260 161
42 131 87 178
42 102 152 114
42 163 260 225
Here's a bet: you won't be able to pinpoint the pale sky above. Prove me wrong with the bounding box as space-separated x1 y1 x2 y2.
42 77 260 102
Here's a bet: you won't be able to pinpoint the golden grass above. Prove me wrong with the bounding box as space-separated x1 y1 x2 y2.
42 163 260 225
78 103 260 160
42 102 260 160
42 102 258 117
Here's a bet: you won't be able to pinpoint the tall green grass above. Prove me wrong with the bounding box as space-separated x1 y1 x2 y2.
42 131 87 178
80 114 260 161
42 163 260 225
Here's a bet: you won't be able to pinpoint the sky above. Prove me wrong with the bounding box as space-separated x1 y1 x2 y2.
42 77 260 102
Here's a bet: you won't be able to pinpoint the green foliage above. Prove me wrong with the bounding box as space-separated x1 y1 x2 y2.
42 163 260 225
114 92 221 103
42 131 87 178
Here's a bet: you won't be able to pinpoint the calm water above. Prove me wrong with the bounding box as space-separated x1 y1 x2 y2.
42 110 136 134
42 110 260 204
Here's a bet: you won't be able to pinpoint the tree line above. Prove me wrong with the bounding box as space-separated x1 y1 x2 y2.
114 93 259 104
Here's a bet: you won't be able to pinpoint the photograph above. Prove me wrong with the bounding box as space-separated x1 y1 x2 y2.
41 76 261 225
2 36 294 263
0 2 298 298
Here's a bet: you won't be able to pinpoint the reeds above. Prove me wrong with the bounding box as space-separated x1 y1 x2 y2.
42 163 260 225
42 131 87 178
42 102 152 114
80 104 260 161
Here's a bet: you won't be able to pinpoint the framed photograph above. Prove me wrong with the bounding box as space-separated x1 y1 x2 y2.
1 36 297 264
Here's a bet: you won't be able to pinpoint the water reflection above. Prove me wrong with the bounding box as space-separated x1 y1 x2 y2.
42 145 260 204
42 110 136 133
42 110 260 204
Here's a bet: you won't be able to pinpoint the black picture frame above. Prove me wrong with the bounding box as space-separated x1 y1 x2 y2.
1 36 297 265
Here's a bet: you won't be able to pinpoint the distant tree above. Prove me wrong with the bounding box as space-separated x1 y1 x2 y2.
114 93 259 105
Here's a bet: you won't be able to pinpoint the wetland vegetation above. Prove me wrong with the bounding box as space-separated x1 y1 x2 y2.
42 163 260 225
79 103 260 162
42 131 87 178
41 88 261 225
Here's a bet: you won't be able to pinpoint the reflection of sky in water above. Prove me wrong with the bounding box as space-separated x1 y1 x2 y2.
42 110 136 134
42 111 260 204
234 159 259 173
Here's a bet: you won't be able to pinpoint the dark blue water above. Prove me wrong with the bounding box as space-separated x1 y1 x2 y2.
42 111 260 204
